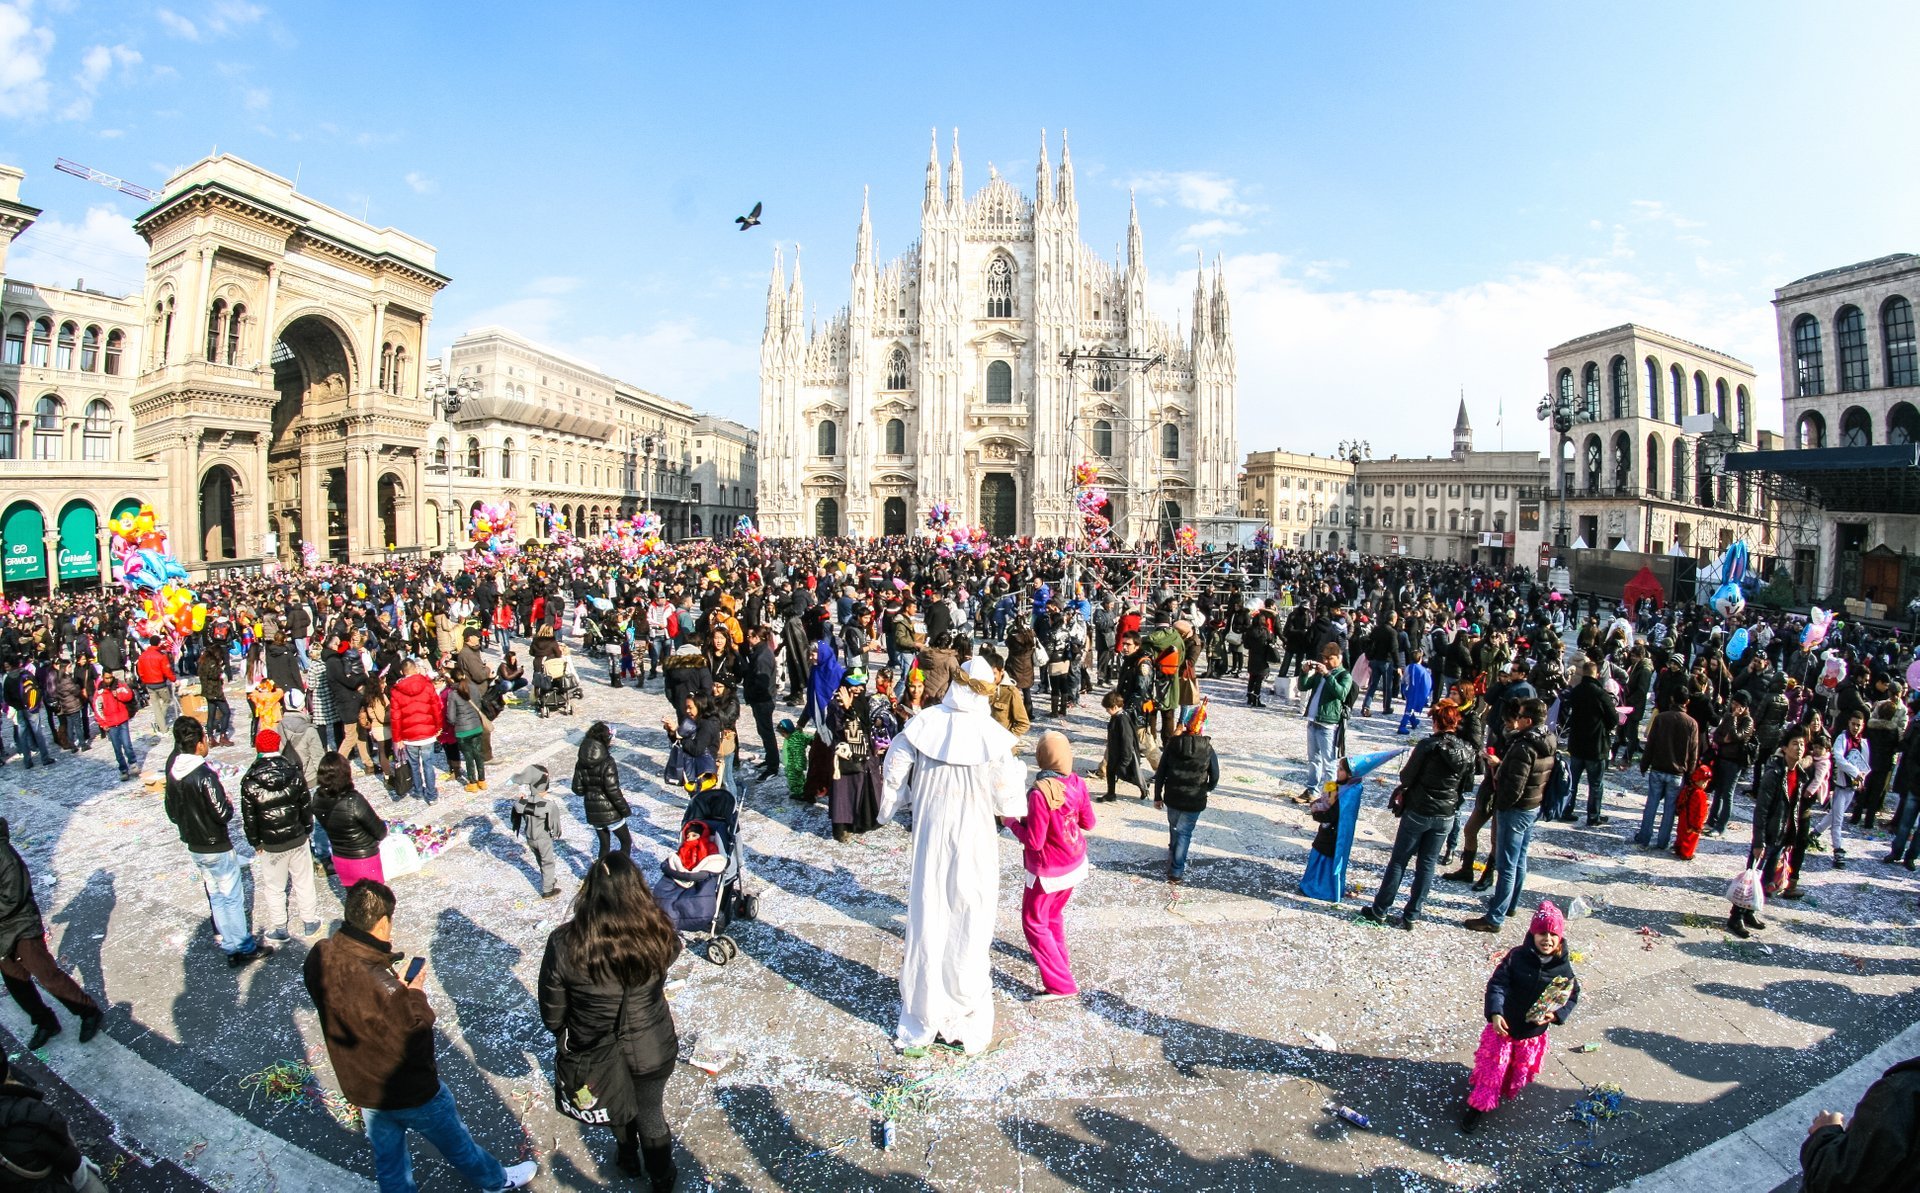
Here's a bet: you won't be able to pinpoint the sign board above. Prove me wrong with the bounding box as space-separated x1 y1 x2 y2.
2 504 46 584
57 503 99 582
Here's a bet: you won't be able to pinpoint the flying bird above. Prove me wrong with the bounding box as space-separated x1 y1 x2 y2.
735 201 762 231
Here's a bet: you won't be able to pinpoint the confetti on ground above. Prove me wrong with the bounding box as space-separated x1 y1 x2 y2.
1636 926 1658 951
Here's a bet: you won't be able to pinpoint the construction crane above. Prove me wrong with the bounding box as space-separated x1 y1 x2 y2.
53 157 158 202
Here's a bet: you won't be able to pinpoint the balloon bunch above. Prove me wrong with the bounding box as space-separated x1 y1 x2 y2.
1802 607 1836 650
1253 525 1273 552
925 501 954 532
733 514 763 543
931 523 988 559
1071 460 1099 488
601 511 666 561
1074 485 1112 550
1174 525 1198 554
1819 649 1847 689
469 502 517 555
108 503 190 594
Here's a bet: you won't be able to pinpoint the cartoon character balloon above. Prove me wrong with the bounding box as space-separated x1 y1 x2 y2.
1726 626 1750 662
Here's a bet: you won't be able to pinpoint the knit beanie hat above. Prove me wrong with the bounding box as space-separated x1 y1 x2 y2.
1529 900 1566 937
254 729 282 754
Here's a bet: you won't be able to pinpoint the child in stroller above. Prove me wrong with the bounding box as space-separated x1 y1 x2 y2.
535 647 583 718
652 761 757 964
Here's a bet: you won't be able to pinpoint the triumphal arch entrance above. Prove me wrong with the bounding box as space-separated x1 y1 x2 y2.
130 155 447 568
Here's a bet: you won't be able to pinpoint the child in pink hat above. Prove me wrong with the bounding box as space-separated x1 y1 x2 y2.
1461 899 1581 1134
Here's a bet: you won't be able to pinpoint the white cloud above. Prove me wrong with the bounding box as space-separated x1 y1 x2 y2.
1129 170 1263 217
63 41 140 119
6 205 150 294
403 170 435 195
1154 250 1780 462
526 275 581 295
157 1 263 40
242 85 269 111
0 0 55 117
1178 219 1248 243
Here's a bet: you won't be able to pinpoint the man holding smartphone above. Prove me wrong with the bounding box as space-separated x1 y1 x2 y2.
304 881 537 1193
1297 643 1354 799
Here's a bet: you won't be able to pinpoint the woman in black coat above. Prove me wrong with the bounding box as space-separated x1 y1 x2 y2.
1364 699 1480 929
539 853 682 1189
573 721 632 856
311 751 387 887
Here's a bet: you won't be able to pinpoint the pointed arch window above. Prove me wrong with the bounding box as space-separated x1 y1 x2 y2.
55 322 77 370
1644 357 1661 419
1581 362 1600 421
1670 364 1685 422
1736 386 1751 440
1609 355 1629 419
985 256 1014 319
1693 371 1708 416
1557 367 1574 409
1837 305 1869 392
1092 419 1113 458
1714 379 1729 426
885 346 910 390
1646 433 1662 493
1883 296 1916 388
1093 358 1115 392
1793 314 1825 396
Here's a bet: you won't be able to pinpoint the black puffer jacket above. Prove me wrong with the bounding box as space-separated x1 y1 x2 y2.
538 926 681 1078
323 647 367 721
240 753 313 853
1561 678 1619 761
1748 752 1794 848
163 753 235 854
1397 731 1478 819
0 819 43 957
1484 941 1580 1041
661 650 712 718
572 734 631 828
313 783 387 860
1492 724 1558 813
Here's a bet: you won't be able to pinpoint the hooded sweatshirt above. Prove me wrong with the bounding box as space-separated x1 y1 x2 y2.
1004 767 1095 888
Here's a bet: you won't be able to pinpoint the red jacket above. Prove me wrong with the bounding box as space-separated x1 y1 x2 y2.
93 678 135 729
135 645 175 686
388 673 443 744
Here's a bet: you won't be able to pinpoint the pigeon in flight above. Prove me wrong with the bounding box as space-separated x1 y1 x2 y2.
735 202 762 231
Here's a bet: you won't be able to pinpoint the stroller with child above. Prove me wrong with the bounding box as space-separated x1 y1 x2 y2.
534 652 583 718
652 774 757 965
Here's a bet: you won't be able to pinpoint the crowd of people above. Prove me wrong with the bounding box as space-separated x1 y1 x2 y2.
1 534 1916 1190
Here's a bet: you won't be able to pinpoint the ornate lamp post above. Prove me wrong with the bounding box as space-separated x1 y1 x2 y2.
1535 390 1594 555
1336 440 1368 551
423 367 480 553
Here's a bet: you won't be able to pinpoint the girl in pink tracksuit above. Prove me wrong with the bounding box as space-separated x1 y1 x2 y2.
1005 731 1096 1000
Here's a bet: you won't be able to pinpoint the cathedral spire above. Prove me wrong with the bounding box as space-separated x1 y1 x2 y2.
765 244 786 339
854 186 872 269
1056 128 1076 211
1211 255 1230 341
1126 188 1143 271
924 127 941 210
787 245 805 333
947 128 964 208
1191 252 1207 347
1035 129 1051 212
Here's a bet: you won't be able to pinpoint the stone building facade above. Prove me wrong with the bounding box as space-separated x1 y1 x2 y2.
428 328 696 547
1768 253 1920 607
758 131 1238 542
689 415 756 539
1241 402 1547 565
0 164 164 594
1543 324 1775 563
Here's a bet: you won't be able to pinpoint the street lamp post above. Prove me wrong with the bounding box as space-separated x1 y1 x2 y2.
1336 440 1369 551
1534 390 1594 561
423 367 480 554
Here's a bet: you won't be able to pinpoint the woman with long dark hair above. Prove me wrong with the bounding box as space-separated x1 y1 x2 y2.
313 751 387 888
574 721 633 855
538 853 682 1190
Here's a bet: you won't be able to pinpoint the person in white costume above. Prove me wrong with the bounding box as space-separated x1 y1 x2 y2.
878 657 1029 1053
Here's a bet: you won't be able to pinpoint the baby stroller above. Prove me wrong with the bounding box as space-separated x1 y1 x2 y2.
534 655 582 718
652 783 757 965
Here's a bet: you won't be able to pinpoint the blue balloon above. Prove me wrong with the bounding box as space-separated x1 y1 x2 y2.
1727 627 1750 661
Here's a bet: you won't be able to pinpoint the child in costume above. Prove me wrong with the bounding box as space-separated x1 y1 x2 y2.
1397 649 1433 736
777 717 813 801
1100 690 1149 802
1672 763 1713 860
1461 900 1580 1134
509 763 561 898
1003 732 1096 1000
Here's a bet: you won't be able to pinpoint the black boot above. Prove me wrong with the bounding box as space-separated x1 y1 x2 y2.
615 1124 643 1177
641 1140 678 1192
1726 908 1750 939
1742 908 1767 931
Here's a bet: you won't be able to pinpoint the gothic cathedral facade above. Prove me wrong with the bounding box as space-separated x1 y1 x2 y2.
757 131 1238 542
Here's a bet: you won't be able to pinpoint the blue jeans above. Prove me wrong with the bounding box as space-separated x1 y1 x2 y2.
1483 807 1540 926
1569 755 1605 820
1637 770 1683 848
1361 664 1393 712
1165 807 1202 879
11 708 51 765
360 1081 507 1193
310 820 333 864
105 723 136 772
1306 721 1339 790
62 711 91 750
403 742 439 803
1371 809 1449 920
1887 789 1920 863
190 849 257 956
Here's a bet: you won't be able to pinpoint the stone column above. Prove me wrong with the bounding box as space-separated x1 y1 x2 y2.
345 446 370 560
42 531 60 593
259 264 279 352
97 526 112 588
192 248 215 359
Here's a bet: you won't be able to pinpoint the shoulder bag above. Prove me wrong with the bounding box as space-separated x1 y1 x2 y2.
553 987 636 1127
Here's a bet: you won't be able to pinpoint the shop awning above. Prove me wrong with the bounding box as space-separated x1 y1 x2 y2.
1722 444 1920 514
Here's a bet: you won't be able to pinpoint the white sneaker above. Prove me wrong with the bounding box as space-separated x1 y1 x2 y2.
498 1159 538 1189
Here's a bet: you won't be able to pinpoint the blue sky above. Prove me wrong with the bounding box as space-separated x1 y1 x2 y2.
4 1 1918 457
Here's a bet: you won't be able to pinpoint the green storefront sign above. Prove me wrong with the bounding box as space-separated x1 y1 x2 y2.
2 504 46 584
58 503 99 582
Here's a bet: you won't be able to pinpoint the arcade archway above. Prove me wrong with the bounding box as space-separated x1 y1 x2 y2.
199 466 239 561
270 314 357 561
